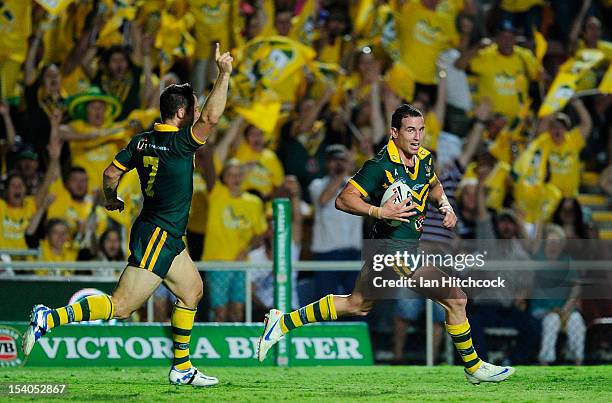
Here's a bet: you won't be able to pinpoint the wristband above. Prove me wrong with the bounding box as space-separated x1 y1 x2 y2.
368 205 383 219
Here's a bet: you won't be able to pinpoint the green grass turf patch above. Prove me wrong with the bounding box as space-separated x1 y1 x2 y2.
1 366 611 402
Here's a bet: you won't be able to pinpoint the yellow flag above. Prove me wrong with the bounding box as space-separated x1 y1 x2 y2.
598 63 612 93
235 100 282 134
353 0 375 35
533 29 547 62
384 62 415 102
232 36 316 104
539 49 605 116
290 0 317 45
35 0 74 16
155 11 195 75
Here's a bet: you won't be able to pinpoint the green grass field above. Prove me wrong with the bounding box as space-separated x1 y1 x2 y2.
1 366 611 402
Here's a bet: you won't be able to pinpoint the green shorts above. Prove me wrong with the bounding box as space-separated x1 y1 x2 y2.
128 220 185 278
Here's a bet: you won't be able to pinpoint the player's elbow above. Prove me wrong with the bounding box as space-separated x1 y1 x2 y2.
335 189 353 213
103 165 122 182
202 113 220 127
335 194 347 212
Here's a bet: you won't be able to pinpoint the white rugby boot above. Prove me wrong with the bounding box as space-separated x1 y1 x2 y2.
169 366 219 387
465 361 516 384
257 308 285 362
22 304 51 356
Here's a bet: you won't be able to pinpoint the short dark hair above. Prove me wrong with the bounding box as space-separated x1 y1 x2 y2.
159 83 195 121
101 45 133 68
391 104 423 130
4 171 26 198
46 218 69 235
64 166 87 183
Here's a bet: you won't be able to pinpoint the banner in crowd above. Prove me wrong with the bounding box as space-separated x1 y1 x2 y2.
0 322 373 367
539 49 607 117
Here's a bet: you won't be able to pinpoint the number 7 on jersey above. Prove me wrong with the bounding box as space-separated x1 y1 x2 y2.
143 156 159 196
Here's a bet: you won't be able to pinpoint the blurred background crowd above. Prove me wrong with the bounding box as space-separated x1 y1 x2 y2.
1 0 612 365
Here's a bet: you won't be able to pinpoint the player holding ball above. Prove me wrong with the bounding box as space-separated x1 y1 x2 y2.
258 104 515 385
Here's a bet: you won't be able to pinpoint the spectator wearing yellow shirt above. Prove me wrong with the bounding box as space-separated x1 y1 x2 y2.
0 0 31 103
203 159 268 322
569 2 612 60
220 115 285 200
60 87 136 192
47 166 106 241
90 45 154 121
189 0 236 94
517 98 592 198
0 128 61 255
31 219 78 276
394 0 461 91
315 7 351 65
455 21 541 120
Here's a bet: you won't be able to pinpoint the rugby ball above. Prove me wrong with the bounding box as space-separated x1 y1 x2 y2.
380 180 413 227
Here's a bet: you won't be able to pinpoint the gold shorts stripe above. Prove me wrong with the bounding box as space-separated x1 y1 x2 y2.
140 227 161 268
148 230 168 272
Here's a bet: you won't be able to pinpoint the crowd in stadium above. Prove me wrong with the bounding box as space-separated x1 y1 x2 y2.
1 0 612 365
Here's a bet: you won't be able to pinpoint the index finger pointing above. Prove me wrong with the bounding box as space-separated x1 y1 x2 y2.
215 42 221 59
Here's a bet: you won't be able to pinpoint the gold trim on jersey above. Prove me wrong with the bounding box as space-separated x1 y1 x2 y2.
112 159 127 171
386 139 430 181
190 126 206 145
348 179 368 197
154 123 179 132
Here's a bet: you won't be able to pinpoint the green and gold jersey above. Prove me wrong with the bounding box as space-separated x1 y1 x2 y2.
112 123 206 238
349 139 437 240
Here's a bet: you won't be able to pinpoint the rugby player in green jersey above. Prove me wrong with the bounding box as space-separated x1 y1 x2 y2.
258 104 516 384
23 44 233 387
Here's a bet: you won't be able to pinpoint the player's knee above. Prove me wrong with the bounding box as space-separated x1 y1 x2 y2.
445 291 467 313
180 277 203 308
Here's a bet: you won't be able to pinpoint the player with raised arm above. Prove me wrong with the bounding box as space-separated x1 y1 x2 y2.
22 44 233 388
258 104 516 384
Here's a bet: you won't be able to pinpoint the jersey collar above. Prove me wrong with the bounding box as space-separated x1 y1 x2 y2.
154 123 179 132
388 138 423 181
387 138 403 164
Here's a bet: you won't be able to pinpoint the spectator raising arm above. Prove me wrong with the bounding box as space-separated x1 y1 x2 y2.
458 100 490 169
369 70 386 146
192 43 233 143
292 86 334 137
0 102 17 149
571 98 593 139
34 115 63 210
215 115 245 165
432 67 448 128
568 0 593 54
24 25 45 87
454 38 491 71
